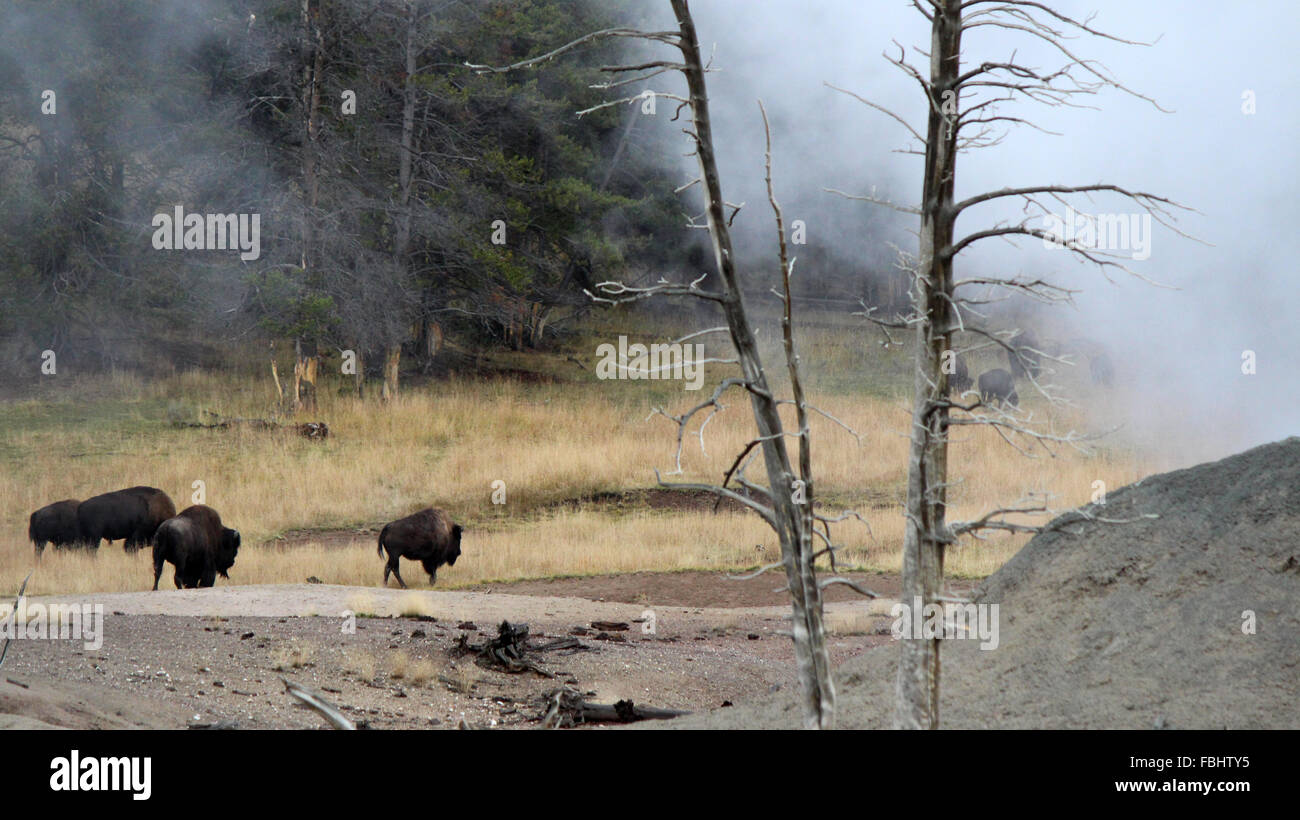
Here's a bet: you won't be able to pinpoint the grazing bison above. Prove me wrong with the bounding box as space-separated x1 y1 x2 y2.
946 353 972 396
1006 330 1042 379
29 499 82 557
1090 352 1115 387
77 486 176 551
152 505 241 590
978 368 1020 408
377 508 462 588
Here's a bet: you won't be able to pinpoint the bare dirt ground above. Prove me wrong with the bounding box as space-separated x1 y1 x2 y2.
1 571 924 730
671 438 1300 729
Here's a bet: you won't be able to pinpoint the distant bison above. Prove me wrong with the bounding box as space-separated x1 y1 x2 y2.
377 508 462 588
152 505 241 590
77 486 176 551
1090 352 1115 387
946 352 972 396
978 368 1020 408
29 499 82 557
1006 330 1042 379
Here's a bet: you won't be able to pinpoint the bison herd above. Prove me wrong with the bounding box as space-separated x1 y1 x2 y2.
946 330 1116 409
27 487 462 591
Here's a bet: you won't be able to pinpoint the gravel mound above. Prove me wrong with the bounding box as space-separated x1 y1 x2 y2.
672 437 1300 728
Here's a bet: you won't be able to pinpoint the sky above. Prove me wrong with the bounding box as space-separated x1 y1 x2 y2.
629 0 1298 462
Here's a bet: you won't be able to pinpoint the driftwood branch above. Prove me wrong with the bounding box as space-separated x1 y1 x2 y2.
538 686 689 728
282 677 356 730
0 572 33 672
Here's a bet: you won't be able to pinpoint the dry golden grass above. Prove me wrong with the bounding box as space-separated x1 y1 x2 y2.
824 609 878 636
271 642 314 671
440 661 480 694
340 649 377 681
406 658 437 686
386 650 411 679
0 352 1164 594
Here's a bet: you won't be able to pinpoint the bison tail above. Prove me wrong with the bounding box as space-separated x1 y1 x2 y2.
377 525 389 558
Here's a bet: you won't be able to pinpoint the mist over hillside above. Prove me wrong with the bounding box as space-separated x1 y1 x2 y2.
1 1 1294 460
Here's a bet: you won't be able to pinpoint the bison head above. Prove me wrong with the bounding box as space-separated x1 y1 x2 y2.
448 524 463 566
217 528 241 578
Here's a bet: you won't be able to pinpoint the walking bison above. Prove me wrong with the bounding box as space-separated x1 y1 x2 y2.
29 499 82 557
978 368 1020 408
152 505 241 590
377 508 462 588
77 486 176 551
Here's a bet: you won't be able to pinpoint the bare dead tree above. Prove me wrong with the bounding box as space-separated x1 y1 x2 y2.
830 0 1199 729
470 0 870 729
0 572 32 672
293 0 327 413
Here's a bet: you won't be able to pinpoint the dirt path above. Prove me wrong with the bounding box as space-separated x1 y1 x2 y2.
3 573 915 730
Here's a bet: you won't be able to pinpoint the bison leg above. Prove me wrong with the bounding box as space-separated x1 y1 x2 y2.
422 559 439 586
198 569 217 588
386 556 408 589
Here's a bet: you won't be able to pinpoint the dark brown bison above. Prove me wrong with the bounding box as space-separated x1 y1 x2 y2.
978 368 1019 408
152 505 241 590
946 352 972 396
377 508 462 588
77 486 176 551
29 499 82 557
1006 330 1041 379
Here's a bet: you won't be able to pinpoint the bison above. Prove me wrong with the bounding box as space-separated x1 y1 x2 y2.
377 508 462 588
77 486 176 551
946 352 972 396
1006 330 1042 379
978 368 1020 408
29 499 82 557
152 505 241 590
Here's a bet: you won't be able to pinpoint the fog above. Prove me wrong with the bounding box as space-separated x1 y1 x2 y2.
648 0 1298 462
4 1 1295 463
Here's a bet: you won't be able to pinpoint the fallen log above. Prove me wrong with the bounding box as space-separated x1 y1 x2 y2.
538 686 689 728
175 412 329 439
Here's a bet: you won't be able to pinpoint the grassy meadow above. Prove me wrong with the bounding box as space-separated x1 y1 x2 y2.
0 310 1166 595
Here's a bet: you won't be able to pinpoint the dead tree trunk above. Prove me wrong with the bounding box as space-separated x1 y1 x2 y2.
294 0 325 414
894 0 962 732
471 0 844 729
353 349 365 398
293 338 318 413
377 0 421 402
381 346 400 402
832 0 1198 728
